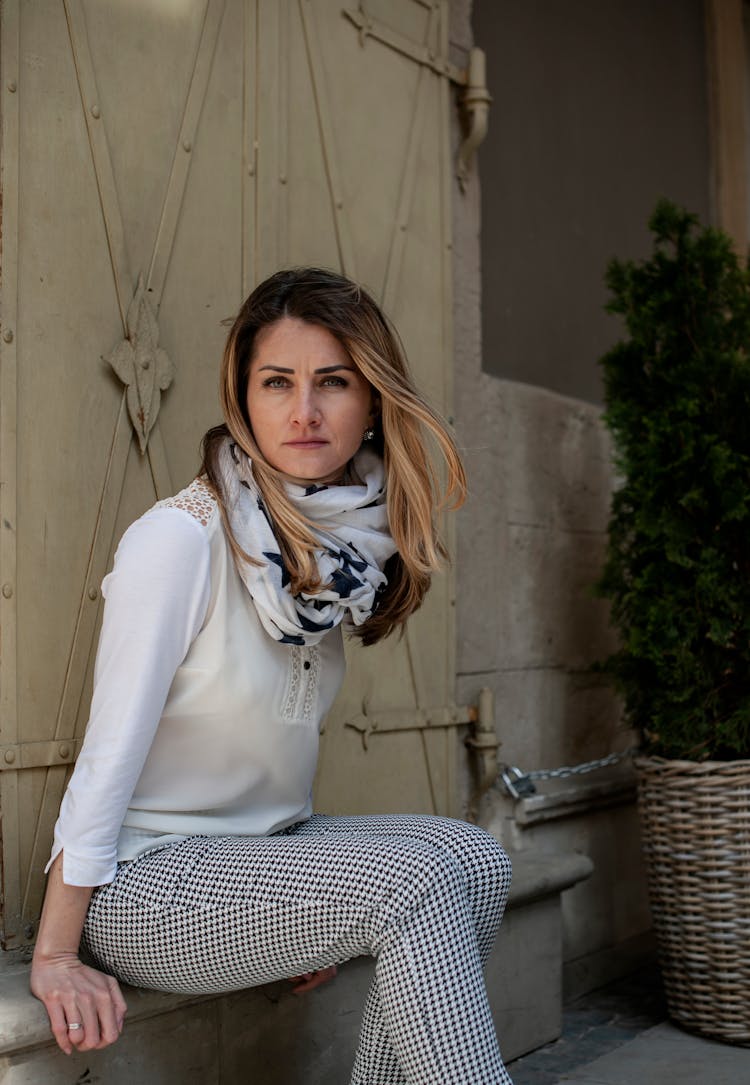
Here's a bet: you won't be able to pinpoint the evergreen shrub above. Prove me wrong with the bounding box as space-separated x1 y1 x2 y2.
597 200 750 761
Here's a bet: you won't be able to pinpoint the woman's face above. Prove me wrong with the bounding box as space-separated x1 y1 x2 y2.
246 316 375 485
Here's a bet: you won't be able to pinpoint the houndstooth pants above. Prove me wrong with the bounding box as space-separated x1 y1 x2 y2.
82 814 514 1085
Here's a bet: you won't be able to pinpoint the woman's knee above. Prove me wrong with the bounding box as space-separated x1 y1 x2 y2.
425 817 512 887
468 824 512 883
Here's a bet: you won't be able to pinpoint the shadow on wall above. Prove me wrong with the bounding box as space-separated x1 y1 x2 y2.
473 0 710 405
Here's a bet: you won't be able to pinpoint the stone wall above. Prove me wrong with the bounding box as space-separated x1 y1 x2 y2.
449 0 652 991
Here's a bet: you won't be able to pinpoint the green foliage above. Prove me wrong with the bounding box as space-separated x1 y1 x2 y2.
597 200 750 760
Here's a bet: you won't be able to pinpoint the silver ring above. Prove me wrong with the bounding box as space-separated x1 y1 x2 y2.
67 1023 83 1031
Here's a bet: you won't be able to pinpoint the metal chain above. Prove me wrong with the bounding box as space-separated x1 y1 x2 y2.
499 747 639 800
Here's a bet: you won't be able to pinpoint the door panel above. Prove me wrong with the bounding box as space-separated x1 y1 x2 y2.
0 0 458 947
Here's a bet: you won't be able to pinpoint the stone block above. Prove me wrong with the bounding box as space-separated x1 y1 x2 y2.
0 1000 221 1084
563 929 657 1001
454 378 617 677
503 802 651 968
455 379 509 675
487 895 562 1063
498 381 614 535
217 958 372 1084
500 523 616 670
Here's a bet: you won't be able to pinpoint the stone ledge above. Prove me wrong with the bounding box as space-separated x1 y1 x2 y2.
505 849 594 908
0 952 228 1057
514 763 637 827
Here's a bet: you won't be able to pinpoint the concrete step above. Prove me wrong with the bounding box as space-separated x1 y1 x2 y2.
555 1022 750 1085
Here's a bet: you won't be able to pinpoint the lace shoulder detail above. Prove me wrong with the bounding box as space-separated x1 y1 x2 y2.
157 477 217 527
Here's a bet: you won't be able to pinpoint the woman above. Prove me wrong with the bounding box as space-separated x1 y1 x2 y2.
30 267 514 1084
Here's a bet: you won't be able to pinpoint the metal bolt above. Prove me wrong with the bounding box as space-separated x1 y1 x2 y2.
279 175 287 185
336 200 343 210
88 586 98 601
90 104 100 119
4 749 15 764
59 744 70 759
3 329 13 343
141 358 150 370
248 165 255 176
2 583 13 598
7 81 16 93
182 139 192 152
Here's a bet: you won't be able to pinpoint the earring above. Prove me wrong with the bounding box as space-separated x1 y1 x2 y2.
363 428 375 442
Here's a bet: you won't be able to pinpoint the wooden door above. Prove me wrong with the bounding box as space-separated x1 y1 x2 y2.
0 0 461 948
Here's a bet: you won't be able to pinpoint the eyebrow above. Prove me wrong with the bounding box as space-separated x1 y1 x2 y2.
256 364 355 375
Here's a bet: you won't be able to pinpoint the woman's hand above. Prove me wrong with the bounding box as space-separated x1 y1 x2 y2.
30 951 127 1055
289 964 337 995
32 853 126 1054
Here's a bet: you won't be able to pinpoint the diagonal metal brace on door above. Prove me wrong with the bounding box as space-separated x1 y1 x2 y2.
341 4 491 190
342 3 466 84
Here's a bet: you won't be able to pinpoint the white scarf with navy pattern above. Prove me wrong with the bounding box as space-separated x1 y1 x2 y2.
218 438 397 645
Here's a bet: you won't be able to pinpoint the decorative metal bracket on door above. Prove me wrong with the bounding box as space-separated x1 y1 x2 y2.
342 3 491 190
65 0 224 460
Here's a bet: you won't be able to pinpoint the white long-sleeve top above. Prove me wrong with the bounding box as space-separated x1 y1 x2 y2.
48 478 346 887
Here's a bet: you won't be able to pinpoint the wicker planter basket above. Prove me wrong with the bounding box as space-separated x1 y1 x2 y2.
635 756 750 1045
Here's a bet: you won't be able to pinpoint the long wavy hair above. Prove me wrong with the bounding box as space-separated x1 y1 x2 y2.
200 267 466 645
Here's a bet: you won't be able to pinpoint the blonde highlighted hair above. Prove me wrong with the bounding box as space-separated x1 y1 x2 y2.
200 267 466 645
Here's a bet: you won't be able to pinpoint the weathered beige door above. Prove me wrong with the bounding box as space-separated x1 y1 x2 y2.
0 0 460 949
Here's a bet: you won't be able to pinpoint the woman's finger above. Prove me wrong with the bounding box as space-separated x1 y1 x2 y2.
90 985 122 1049
61 999 89 1050
291 964 338 995
66 1019 87 1049
73 994 100 1052
46 1002 74 1056
107 975 128 1032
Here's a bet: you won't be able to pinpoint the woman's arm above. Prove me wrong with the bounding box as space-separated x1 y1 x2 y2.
31 507 212 1051
49 508 211 887
31 854 126 1054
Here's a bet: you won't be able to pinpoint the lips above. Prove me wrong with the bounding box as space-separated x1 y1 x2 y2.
284 440 329 448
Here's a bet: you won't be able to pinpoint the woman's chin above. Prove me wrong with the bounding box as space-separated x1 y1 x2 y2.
271 452 351 486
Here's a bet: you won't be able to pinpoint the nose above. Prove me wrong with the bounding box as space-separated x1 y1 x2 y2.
290 384 321 427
